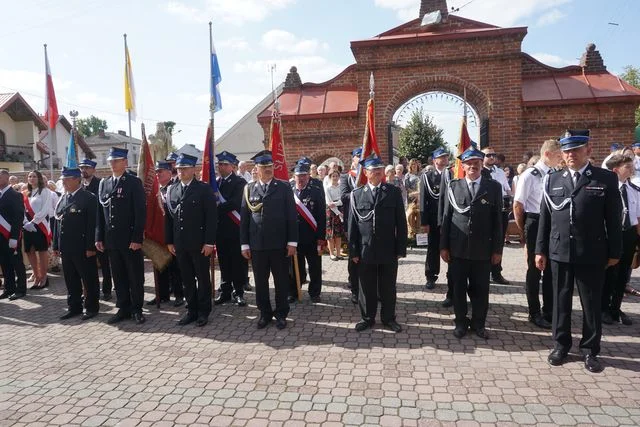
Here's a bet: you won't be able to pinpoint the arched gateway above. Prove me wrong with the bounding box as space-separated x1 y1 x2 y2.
258 0 640 167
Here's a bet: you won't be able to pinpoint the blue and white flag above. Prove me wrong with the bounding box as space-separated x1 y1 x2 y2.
210 38 222 113
66 131 78 168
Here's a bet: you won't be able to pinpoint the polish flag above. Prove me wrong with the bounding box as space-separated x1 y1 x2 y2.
43 45 59 130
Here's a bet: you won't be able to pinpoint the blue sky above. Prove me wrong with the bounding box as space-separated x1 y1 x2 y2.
0 0 637 153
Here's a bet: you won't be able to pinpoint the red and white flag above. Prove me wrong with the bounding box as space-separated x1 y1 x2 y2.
43 45 59 130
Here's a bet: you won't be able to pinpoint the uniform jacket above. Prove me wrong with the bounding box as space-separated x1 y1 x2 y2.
240 179 298 251
440 177 503 261
339 171 358 234
420 169 444 227
164 179 217 251
348 183 408 264
437 167 453 227
83 176 100 196
291 182 326 245
535 164 622 264
96 171 146 249
216 173 246 240
0 186 25 242
53 188 97 254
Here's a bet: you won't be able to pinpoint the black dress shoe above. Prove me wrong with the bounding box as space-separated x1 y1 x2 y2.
491 275 510 285
383 320 402 333
453 326 467 339
178 313 197 325
350 294 358 305
257 317 272 329
529 313 552 329
60 311 82 320
9 292 25 301
0 292 11 299
82 312 98 321
173 297 185 307
133 313 146 324
214 294 231 305
441 297 453 308
355 320 374 332
102 293 112 301
475 327 489 339
584 354 603 373
601 311 614 325
234 295 247 306
310 295 321 304
276 318 287 330
244 282 253 291
196 316 208 327
146 297 169 306
619 312 632 326
547 349 568 366
107 311 130 324
425 280 435 290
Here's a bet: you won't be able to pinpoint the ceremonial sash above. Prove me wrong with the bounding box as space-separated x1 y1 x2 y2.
217 192 241 226
294 192 317 232
23 193 52 245
0 213 11 240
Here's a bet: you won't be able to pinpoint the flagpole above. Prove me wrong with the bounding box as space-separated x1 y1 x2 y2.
44 44 55 180
124 34 131 150
208 21 217 297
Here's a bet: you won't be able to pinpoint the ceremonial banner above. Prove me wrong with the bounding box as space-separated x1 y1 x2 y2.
124 37 136 121
138 124 165 245
66 130 78 168
454 118 472 179
355 74 381 187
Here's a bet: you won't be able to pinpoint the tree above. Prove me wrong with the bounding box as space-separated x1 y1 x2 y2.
397 109 447 164
76 115 108 137
620 65 640 125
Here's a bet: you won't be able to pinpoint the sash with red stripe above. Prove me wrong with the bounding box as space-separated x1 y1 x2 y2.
293 192 317 232
217 192 241 225
23 193 52 245
0 213 11 240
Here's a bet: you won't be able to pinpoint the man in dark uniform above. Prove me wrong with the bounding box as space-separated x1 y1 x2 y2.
349 155 407 333
54 167 100 320
147 161 184 307
96 147 147 325
165 154 217 327
340 147 362 305
296 157 323 190
436 157 455 308
240 150 298 330
420 148 449 290
441 147 503 339
289 162 326 303
166 152 179 183
536 130 622 373
0 170 27 301
80 158 113 301
213 150 248 307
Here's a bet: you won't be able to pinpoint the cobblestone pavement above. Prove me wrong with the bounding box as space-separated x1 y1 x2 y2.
1 245 639 426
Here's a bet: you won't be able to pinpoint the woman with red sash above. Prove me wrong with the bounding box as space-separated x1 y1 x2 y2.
23 170 53 289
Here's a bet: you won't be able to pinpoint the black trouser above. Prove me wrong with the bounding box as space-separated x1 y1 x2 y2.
348 250 359 296
217 236 247 298
425 224 440 281
491 210 509 277
0 237 26 295
108 247 145 315
62 252 99 313
97 250 112 295
156 256 183 300
550 260 604 356
252 249 290 320
176 249 211 318
603 228 637 317
524 214 552 317
289 243 322 298
449 257 490 330
358 261 398 324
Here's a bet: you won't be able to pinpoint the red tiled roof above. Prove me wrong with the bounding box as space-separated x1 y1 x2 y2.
258 86 359 121
522 72 640 106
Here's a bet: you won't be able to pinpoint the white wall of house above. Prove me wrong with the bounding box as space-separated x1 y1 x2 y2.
0 112 18 143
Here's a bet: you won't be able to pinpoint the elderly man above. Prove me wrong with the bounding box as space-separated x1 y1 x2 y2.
237 160 253 183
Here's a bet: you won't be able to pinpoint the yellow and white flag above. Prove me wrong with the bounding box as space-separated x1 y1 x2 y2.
124 35 136 121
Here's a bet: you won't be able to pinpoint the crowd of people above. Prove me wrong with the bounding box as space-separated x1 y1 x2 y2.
1 130 639 374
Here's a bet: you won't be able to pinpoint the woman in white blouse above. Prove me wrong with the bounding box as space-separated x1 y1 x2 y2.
23 170 53 289
324 169 344 260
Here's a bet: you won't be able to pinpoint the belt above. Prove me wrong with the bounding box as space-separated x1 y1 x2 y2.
525 212 540 219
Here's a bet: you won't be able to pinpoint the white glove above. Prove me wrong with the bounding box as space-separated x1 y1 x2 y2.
8 239 17 249
23 222 37 232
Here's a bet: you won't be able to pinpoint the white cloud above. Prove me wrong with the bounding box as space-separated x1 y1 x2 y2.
374 0 419 21
535 8 566 26
165 0 296 25
219 37 250 51
530 52 575 67
261 30 326 55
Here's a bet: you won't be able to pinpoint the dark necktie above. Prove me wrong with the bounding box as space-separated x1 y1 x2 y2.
622 184 631 229
263 183 268 194
372 186 378 199
573 171 580 188
470 181 477 199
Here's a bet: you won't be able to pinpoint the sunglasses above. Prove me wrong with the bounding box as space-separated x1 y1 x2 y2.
485 153 498 158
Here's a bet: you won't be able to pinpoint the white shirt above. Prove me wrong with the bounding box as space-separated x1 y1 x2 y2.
238 170 252 182
513 160 550 214
621 181 640 227
465 176 481 197
567 163 590 186
487 165 510 196
25 187 53 225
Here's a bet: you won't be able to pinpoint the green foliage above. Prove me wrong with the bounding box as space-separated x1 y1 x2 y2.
398 109 447 164
76 115 108 137
620 66 640 125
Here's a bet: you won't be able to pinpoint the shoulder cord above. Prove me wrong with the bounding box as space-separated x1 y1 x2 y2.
350 191 376 233
447 182 471 214
422 173 440 199
165 184 180 218
244 184 263 213
541 174 573 224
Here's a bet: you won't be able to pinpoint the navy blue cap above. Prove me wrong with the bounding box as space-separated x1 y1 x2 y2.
458 147 485 162
216 150 239 165
631 141 640 148
560 129 590 151
251 150 273 166
294 163 310 175
78 158 97 168
155 161 172 171
175 153 198 168
296 156 313 166
166 152 179 162
61 167 81 178
107 147 128 161
359 155 384 170
610 142 624 151
432 148 448 159
352 147 362 157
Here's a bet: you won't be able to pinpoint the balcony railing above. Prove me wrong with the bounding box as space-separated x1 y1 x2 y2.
0 144 35 165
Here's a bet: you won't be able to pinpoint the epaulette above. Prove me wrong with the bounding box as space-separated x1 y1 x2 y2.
530 167 540 177
628 181 640 192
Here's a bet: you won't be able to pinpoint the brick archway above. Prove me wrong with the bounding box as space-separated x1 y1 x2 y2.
308 148 350 168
